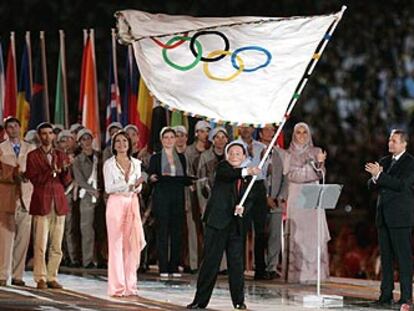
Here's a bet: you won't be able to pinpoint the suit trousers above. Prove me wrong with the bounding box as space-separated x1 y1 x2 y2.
80 194 96 267
266 210 282 273
194 220 244 307
0 201 32 281
185 188 199 270
63 192 80 265
33 201 65 283
378 225 413 302
243 181 267 274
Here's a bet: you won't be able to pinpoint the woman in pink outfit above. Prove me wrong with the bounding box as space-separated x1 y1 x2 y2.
103 130 146 297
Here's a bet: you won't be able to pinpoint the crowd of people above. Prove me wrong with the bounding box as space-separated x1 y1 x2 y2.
0 115 335 306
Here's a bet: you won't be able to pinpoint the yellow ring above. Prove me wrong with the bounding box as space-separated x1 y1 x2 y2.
203 50 244 81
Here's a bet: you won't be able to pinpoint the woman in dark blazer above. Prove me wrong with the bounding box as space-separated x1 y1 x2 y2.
187 141 260 310
148 127 192 277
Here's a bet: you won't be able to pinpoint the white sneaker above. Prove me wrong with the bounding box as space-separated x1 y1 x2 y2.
159 273 169 279
171 273 182 278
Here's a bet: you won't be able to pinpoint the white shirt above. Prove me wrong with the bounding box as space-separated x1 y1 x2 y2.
373 150 405 182
104 156 142 194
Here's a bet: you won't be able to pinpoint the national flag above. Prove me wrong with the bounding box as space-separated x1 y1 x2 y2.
54 30 69 127
136 77 152 149
4 32 17 119
80 30 101 149
122 45 139 126
17 32 33 134
105 29 122 128
116 8 346 126
30 31 49 129
0 41 5 122
78 29 88 122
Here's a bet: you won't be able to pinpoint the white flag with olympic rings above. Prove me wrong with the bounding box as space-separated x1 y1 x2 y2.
116 9 345 126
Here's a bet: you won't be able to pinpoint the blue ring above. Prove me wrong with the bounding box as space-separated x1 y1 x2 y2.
231 46 272 72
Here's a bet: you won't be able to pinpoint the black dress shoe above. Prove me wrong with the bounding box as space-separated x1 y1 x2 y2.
254 272 269 280
371 298 392 307
186 302 206 309
234 303 247 309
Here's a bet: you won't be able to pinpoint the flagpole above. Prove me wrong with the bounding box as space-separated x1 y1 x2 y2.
11 31 17 107
89 28 101 149
26 31 33 97
40 31 50 122
59 30 69 128
111 28 121 121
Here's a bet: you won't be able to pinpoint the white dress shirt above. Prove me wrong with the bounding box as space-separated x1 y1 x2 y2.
104 156 142 194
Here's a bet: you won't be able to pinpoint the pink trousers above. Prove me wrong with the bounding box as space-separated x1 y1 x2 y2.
106 193 146 296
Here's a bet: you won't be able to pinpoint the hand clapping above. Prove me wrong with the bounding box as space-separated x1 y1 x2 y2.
365 162 383 177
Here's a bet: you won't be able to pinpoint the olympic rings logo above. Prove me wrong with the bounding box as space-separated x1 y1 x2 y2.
151 30 272 81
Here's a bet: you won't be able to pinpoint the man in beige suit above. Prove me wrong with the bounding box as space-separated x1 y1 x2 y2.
0 117 35 286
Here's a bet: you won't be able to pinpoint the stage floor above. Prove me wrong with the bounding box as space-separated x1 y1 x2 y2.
0 269 405 310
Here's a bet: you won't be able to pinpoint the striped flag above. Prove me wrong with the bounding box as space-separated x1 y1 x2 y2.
122 45 139 126
17 32 33 134
137 78 153 149
54 30 69 127
80 29 101 149
106 29 122 128
0 41 5 122
4 32 17 119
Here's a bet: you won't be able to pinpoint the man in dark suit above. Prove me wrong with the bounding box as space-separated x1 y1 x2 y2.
187 141 260 310
366 129 414 310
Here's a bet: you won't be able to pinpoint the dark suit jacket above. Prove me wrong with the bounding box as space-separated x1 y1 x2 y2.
369 152 414 228
203 161 251 230
147 151 191 186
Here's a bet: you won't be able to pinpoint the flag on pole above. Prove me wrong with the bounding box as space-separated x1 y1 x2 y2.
30 31 49 129
54 30 69 128
106 29 122 128
78 29 88 122
17 32 33 134
122 45 139 126
137 77 153 149
116 8 346 126
0 41 5 122
4 32 17 119
80 30 101 149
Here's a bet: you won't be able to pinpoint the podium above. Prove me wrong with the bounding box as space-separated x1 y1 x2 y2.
294 183 343 307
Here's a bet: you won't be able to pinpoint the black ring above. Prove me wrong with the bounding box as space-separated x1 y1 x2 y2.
189 30 230 63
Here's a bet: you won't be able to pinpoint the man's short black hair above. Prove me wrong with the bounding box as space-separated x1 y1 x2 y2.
391 129 409 144
4 116 21 128
36 122 54 134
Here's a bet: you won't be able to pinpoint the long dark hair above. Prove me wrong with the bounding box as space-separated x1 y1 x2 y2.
111 130 133 157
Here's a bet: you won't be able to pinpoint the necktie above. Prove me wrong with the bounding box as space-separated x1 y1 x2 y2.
236 179 242 195
13 144 20 157
387 158 397 173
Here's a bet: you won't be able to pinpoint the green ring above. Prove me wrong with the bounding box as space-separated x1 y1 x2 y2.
162 36 203 71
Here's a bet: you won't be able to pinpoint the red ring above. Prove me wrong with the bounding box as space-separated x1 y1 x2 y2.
151 32 189 49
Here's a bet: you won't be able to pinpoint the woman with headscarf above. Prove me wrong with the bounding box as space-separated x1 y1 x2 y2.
285 122 330 283
147 127 192 278
103 130 146 296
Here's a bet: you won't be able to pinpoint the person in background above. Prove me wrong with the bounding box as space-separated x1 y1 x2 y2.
26 122 72 290
104 130 146 297
24 130 40 147
187 141 260 310
148 127 191 278
258 124 288 280
103 122 123 163
366 129 414 310
284 122 329 283
73 128 102 269
0 117 35 286
56 130 80 268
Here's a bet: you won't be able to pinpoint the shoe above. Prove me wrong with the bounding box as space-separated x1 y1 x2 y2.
171 273 182 278
218 269 228 275
266 271 277 280
400 303 413 311
186 302 206 309
84 262 96 269
37 280 48 289
254 272 269 280
97 263 108 269
371 298 392 307
68 261 81 268
160 273 169 279
11 279 25 286
47 281 63 289
0 280 6 286
234 303 247 309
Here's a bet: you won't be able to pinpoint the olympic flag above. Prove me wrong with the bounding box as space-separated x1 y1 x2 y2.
116 8 346 126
